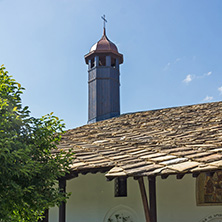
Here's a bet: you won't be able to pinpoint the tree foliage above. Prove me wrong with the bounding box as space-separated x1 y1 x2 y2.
0 65 72 221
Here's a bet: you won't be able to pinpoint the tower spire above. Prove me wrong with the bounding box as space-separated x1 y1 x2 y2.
101 15 107 35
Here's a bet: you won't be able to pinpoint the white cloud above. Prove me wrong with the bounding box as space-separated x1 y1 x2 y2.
163 62 171 71
196 71 212 79
163 57 181 71
203 96 213 102
183 74 192 83
183 71 211 83
174 58 181 63
203 71 212 76
218 86 222 95
207 71 212 76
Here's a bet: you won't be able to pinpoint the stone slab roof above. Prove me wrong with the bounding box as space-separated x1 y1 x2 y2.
57 101 222 179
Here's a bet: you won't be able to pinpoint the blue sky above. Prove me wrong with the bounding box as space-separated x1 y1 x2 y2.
1 0 222 129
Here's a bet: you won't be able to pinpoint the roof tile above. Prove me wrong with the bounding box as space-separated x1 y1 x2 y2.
57 101 222 178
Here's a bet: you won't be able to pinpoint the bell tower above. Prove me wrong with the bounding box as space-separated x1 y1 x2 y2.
84 18 123 123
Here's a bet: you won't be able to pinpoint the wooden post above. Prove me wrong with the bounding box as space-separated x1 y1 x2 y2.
138 177 151 222
148 176 157 222
59 179 66 222
43 209 49 222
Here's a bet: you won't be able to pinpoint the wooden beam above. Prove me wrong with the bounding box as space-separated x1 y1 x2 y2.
192 172 200 178
148 176 157 222
106 177 114 181
64 172 78 180
59 179 66 222
138 177 151 222
161 174 169 179
176 174 185 180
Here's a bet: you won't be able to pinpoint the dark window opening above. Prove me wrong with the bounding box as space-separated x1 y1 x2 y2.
115 177 127 197
99 56 106 66
91 58 95 68
111 58 116 68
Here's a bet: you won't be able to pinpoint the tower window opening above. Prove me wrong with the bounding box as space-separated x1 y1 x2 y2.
99 56 106 66
91 58 95 68
111 58 116 68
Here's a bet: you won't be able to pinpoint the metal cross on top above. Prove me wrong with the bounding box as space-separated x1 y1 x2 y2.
101 15 107 29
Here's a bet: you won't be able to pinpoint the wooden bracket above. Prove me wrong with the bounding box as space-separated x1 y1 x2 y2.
138 177 151 222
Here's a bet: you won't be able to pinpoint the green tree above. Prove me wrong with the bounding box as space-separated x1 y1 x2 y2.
0 65 72 221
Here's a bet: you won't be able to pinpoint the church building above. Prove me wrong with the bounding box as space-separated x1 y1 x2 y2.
49 19 222 222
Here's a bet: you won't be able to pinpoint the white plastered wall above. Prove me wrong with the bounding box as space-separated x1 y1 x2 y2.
157 174 222 222
49 173 222 222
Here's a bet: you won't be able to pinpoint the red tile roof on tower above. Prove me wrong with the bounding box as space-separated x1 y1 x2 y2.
90 28 119 53
84 28 123 64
